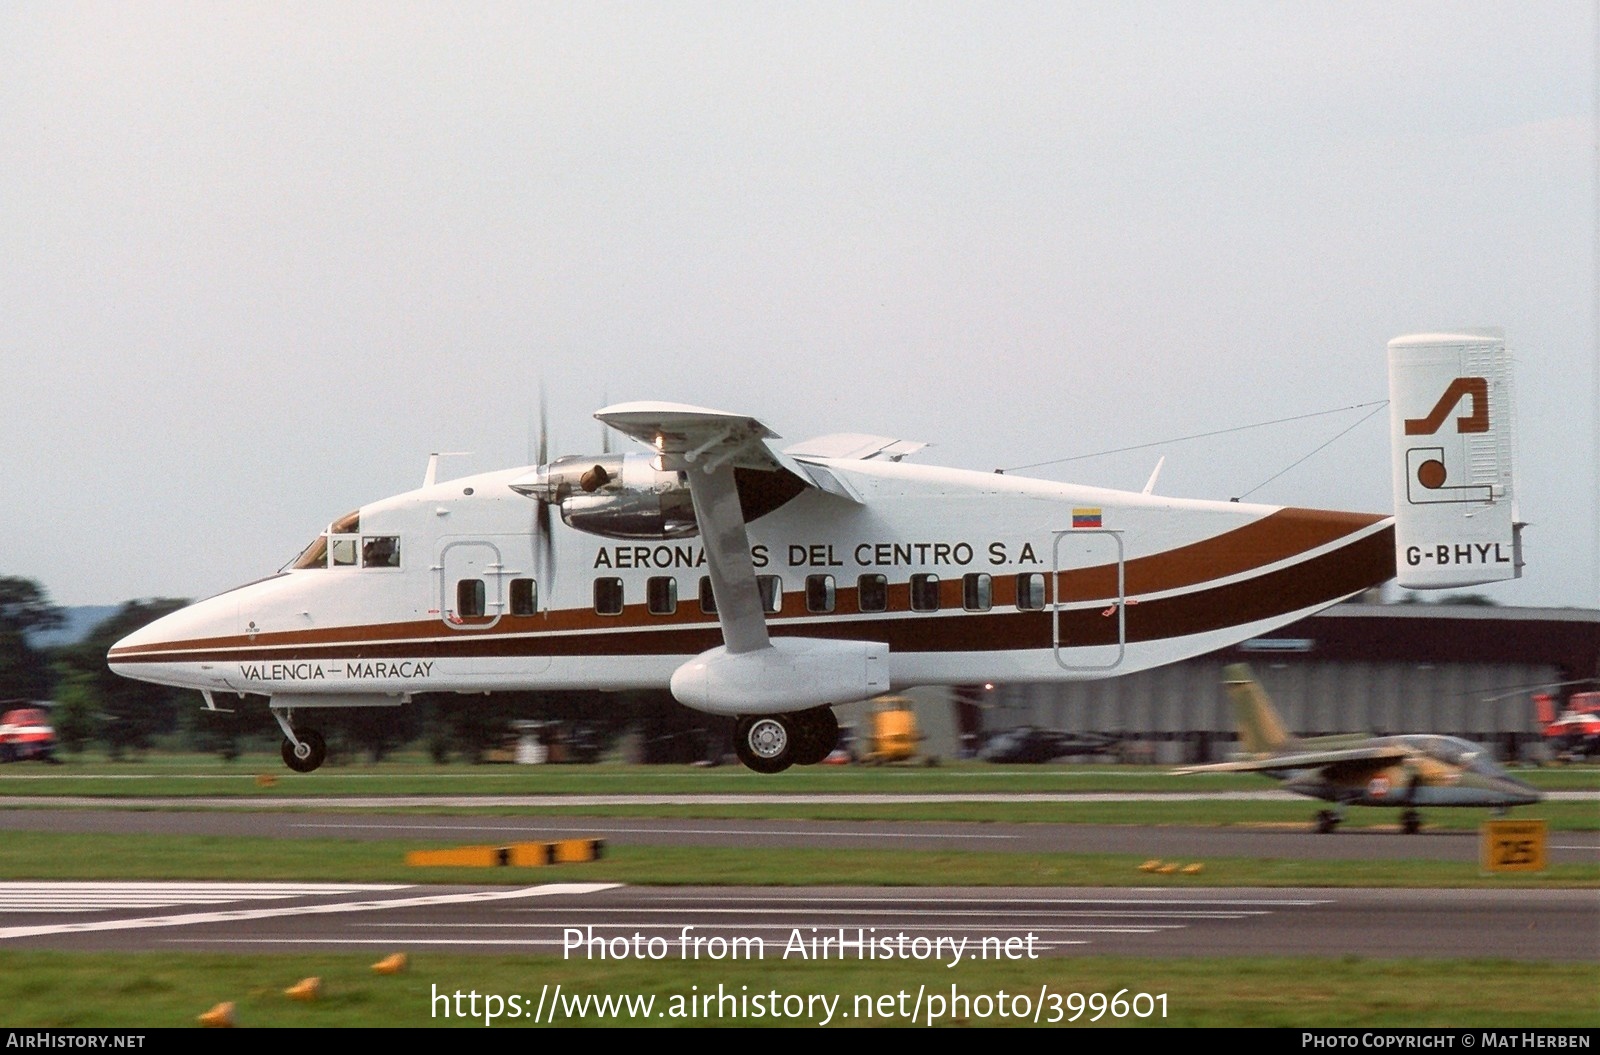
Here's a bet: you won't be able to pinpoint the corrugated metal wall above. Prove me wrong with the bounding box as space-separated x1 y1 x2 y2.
984 659 1557 763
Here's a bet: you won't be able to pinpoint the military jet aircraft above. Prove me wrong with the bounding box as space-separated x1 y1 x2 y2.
1176 664 1543 832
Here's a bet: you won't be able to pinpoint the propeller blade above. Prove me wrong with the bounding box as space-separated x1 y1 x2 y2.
537 382 550 466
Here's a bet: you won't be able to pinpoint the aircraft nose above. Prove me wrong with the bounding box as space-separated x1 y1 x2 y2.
1473 769 1545 806
104 593 239 689
1498 774 1545 806
106 620 164 673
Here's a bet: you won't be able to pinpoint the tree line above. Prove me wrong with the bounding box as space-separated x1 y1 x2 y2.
0 576 728 764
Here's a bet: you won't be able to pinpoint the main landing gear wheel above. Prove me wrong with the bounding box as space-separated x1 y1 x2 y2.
735 716 793 774
281 728 327 773
1314 809 1342 834
788 707 840 767
1400 808 1423 835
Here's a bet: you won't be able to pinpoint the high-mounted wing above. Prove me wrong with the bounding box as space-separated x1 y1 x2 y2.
595 402 888 716
596 402 780 654
784 433 927 462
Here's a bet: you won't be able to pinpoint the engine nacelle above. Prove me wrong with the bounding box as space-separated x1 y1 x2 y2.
670 638 891 715
511 452 697 540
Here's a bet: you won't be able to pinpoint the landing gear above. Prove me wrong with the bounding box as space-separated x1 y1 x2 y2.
281 728 327 773
271 708 327 773
789 707 840 767
733 708 840 774
1314 809 1343 834
1400 808 1423 835
735 716 792 774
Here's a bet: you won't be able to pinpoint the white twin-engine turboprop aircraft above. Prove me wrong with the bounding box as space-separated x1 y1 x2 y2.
109 333 1522 773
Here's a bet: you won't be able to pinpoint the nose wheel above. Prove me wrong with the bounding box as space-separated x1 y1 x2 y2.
280 728 327 773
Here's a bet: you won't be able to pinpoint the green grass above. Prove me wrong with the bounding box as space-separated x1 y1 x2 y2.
2 951 1595 1027
3 757 1596 1029
4 755 1595 829
0 832 1593 887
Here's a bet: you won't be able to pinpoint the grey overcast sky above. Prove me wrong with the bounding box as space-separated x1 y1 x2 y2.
3 2 1595 609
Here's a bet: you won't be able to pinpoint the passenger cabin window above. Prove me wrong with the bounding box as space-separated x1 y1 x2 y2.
858 574 888 613
510 578 537 616
595 577 624 616
331 537 358 567
806 574 835 613
910 573 940 612
457 579 486 618
363 536 400 568
647 576 677 616
698 576 717 615
963 573 992 611
757 575 782 614
1016 572 1046 610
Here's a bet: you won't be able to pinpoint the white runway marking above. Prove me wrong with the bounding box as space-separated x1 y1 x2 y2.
0 883 620 940
504 907 1272 919
0 881 406 912
635 894 1334 906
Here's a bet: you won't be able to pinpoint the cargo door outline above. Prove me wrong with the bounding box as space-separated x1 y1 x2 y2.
1052 528 1126 672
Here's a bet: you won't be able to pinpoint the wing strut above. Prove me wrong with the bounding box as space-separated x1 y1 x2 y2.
684 460 769 654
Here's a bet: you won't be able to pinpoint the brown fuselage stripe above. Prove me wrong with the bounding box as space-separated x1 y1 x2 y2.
112 524 1396 663
1056 507 1387 602
109 508 1386 659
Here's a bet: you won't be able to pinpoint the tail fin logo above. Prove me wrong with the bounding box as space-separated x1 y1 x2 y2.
1404 377 1488 436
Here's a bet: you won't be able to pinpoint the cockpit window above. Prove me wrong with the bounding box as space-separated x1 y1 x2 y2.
330 510 360 534
290 535 329 570
363 536 400 568
331 537 358 567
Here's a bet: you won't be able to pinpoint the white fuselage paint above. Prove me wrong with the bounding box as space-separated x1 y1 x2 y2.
109 458 1394 709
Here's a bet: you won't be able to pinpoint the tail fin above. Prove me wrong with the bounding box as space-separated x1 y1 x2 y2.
1388 331 1523 589
1222 664 1294 753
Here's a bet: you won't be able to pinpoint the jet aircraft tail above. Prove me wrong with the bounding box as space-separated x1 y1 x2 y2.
1221 664 1295 754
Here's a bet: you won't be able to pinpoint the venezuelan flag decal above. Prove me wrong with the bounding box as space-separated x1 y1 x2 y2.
1072 507 1103 528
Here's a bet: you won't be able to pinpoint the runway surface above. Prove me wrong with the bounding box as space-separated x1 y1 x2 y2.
0 806 1596 863
2 794 1594 963
1 882 1593 960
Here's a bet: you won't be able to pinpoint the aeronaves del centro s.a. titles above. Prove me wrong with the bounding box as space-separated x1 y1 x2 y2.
109 333 1523 774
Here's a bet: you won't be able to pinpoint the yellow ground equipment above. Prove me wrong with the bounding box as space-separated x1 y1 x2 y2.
863 696 924 764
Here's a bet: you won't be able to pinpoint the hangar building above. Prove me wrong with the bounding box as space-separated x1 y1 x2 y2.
971 603 1600 764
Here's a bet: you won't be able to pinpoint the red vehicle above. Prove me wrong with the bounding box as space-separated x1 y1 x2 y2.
0 706 58 763
1534 692 1600 761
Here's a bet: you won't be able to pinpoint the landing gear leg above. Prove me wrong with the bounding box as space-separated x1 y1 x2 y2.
734 715 794 774
1400 808 1423 835
1314 809 1343 834
271 708 328 774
